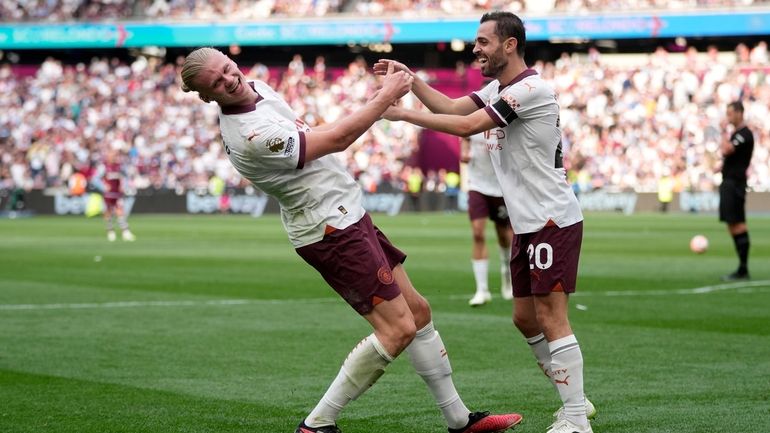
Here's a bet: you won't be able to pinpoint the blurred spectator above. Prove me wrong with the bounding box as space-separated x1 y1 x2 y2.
657 168 674 212
404 166 424 211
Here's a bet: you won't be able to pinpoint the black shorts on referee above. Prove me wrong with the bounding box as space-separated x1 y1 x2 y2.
719 178 747 224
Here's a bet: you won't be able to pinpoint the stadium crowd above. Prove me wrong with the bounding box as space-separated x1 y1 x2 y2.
0 53 421 197
1 41 769 205
2 0 768 21
353 0 769 16
548 42 770 194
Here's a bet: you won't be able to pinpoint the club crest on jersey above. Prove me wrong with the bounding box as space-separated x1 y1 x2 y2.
266 137 285 153
377 266 394 285
501 94 521 111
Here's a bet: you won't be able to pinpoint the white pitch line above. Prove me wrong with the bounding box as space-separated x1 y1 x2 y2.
587 280 770 297
0 297 339 311
2 280 769 311
447 280 770 301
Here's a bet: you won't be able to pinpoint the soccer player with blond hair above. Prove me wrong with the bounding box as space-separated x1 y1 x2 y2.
179 47 522 433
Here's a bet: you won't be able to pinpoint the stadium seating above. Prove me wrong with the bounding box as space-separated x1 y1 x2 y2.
2 0 769 21
0 43 770 196
1 41 769 198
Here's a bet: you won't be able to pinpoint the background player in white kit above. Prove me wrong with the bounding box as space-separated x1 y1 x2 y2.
375 11 596 433
460 132 513 306
179 48 522 433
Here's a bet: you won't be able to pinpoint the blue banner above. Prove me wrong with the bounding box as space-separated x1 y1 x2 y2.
1 11 768 49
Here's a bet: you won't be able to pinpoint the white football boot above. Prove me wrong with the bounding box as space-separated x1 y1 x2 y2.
107 231 116 242
546 419 593 433
121 230 136 242
553 397 596 422
468 291 492 306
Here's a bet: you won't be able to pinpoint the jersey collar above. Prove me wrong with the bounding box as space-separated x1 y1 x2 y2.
220 82 263 115
498 68 538 93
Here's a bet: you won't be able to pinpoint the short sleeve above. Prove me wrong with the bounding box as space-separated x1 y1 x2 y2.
470 81 499 109
244 123 306 170
731 129 752 149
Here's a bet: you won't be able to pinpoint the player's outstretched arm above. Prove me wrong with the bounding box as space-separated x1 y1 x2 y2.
384 106 497 138
373 59 478 116
304 63 413 162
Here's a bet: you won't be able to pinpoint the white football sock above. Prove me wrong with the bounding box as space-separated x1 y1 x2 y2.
526 333 556 391
406 322 471 429
471 259 489 293
499 246 511 279
118 215 129 230
549 335 587 427
305 334 393 428
499 246 512 294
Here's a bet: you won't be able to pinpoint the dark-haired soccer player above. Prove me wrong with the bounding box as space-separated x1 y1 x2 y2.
719 100 754 281
375 11 595 433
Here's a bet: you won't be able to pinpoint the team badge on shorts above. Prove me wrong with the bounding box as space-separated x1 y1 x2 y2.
377 266 394 285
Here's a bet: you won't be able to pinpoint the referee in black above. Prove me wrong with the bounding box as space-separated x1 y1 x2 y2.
719 100 754 281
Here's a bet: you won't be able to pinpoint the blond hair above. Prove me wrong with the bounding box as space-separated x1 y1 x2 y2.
180 47 220 93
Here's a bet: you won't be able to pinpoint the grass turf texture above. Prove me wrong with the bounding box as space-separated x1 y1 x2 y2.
1 212 769 433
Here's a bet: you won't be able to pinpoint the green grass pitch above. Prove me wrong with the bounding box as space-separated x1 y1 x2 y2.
1 212 769 433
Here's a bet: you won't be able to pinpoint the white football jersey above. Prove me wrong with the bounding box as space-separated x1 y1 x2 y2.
467 131 503 197
218 80 365 247
470 69 583 234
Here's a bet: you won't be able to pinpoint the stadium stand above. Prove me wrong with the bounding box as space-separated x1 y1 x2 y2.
0 54 422 196
2 0 769 21
2 40 769 201
352 0 770 16
2 1 770 215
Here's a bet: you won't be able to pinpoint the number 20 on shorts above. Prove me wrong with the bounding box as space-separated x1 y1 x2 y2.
527 243 553 270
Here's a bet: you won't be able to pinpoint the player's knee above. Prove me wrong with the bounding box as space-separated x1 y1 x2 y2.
513 313 538 335
391 319 417 351
472 232 485 244
728 223 746 235
409 296 432 328
374 322 415 355
538 316 571 339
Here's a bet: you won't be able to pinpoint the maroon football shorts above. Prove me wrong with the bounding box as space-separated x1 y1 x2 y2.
467 190 511 226
510 220 583 297
104 197 120 210
295 213 406 315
